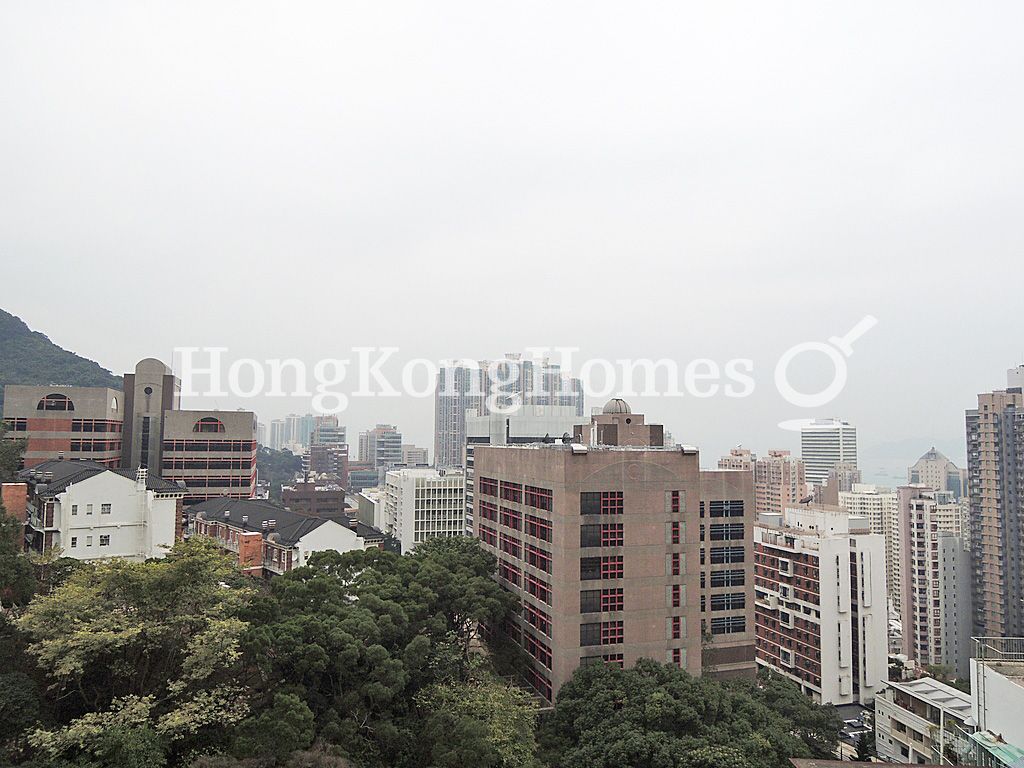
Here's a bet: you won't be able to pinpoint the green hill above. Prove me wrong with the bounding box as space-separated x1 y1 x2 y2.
0 308 122 413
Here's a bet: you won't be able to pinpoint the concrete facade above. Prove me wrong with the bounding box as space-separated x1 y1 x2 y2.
3 384 123 467
160 410 257 505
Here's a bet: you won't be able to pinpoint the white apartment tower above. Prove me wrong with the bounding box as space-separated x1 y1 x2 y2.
753 504 888 705
800 418 857 487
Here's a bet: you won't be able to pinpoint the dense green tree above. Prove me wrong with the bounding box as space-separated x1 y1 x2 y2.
855 730 874 761
0 503 34 608
538 659 839 768
233 693 316 763
255 447 303 501
241 537 519 768
19 538 255 766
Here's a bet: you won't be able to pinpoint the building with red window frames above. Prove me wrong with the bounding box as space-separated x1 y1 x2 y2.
472 398 756 702
753 503 888 705
160 410 257 506
2 385 124 468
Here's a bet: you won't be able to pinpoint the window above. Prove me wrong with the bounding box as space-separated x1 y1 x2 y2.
193 416 226 433
479 477 499 497
71 504 78 516
525 543 552 573
524 485 552 511
580 588 624 613
37 393 74 411
526 573 552 605
710 569 745 587
671 521 680 544
581 491 624 515
671 616 682 639
671 552 681 576
98 534 110 547
86 536 93 546
70 536 77 548
524 631 552 668
601 621 624 644
602 556 623 579
709 523 744 541
672 584 681 608
710 546 744 564
524 603 552 636
670 490 682 514
580 557 601 581
101 504 112 515
525 514 552 542
710 616 746 634
601 588 624 611
580 524 600 547
702 500 745 518
500 507 521 530
710 592 746 611
86 504 94 516
671 647 683 667
479 500 498 522
601 523 624 546
479 524 497 546
500 481 523 503
499 533 521 558
498 559 521 586
581 623 601 647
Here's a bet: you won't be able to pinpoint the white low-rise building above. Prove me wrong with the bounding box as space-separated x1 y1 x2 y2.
875 676 973 764
20 459 184 561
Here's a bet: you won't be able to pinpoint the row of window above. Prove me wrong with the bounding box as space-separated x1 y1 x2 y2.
162 440 256 452
700 523 745 541
701 569 745 588
70 440 122 452
701 546 745 564
524 485 552 511
700 500 745 518
69 534 111 548
525 514 552 542
162 458 254 470
701 592 746 611
70 503 112 515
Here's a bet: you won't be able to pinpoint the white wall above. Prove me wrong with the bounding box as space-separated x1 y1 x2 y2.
55 471 179 561
294 520 366 566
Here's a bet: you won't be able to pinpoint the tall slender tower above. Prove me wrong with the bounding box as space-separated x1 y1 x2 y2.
966 366 1024 637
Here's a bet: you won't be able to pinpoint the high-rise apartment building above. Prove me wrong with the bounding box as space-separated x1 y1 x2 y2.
753 504 888 705
268 419 286 451
717 448 807 517
380 467 465 553
839 484 899 598
909 447 968 499
800 418 857 488
966 367 1024 637
358 424 403 473
3 385 124 468
433 354 584 469
896 486 973 677
472 399 755 702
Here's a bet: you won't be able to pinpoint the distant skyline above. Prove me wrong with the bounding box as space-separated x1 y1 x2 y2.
3 3 1022 477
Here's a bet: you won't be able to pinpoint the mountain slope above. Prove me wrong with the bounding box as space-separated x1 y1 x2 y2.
0 308 122 413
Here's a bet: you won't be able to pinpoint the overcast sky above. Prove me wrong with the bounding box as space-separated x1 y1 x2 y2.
2 2 1022 480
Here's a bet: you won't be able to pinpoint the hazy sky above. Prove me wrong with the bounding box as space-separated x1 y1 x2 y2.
2 2 1022 480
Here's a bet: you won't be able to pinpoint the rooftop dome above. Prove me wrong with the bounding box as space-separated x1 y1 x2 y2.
602 398 632 414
